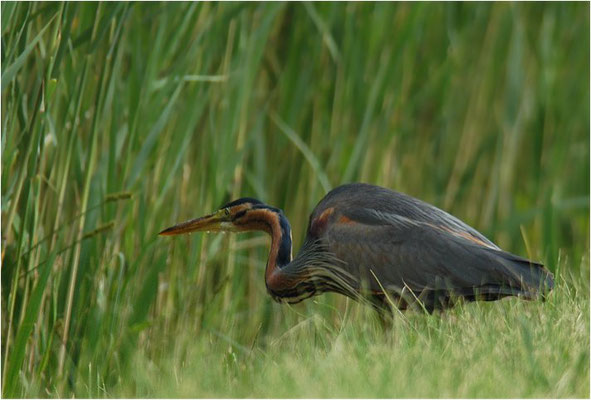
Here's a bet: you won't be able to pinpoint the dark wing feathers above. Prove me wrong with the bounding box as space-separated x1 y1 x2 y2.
312 183 499 250
324 213 552 299
308 184 554 304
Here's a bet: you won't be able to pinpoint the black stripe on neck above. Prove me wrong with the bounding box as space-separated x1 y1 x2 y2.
276 212 292 268
253 204 292 268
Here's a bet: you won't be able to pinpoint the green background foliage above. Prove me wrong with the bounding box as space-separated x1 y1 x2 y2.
1 2 589 397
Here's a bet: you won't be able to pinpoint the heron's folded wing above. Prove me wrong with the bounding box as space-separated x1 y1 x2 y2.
324 209 552 297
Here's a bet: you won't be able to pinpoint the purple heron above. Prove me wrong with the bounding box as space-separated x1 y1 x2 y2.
160 183 553 312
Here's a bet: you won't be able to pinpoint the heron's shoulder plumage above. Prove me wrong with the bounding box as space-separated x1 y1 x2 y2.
307 183 497 249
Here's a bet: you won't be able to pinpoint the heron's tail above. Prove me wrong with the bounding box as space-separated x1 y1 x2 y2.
495 250 554 299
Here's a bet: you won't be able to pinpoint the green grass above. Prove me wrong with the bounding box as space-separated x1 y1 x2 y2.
122 274 589 398
1 2 589 398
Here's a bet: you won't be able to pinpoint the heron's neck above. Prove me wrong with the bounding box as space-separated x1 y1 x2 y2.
263 210 293 294
240 207 293 281
266 209 292 270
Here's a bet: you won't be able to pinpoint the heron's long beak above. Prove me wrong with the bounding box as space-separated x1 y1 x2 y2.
159 210 231 236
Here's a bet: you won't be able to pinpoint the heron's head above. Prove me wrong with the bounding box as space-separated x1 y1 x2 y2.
159 197 283 236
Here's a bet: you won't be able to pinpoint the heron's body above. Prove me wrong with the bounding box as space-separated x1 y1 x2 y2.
160 183 553 312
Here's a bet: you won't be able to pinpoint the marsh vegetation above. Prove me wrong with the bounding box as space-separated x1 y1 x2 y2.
1 2 589 397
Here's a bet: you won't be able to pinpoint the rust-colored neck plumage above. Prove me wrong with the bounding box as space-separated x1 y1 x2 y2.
233 206 292 287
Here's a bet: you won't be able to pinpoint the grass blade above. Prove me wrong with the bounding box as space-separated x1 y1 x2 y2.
1 14 57 90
